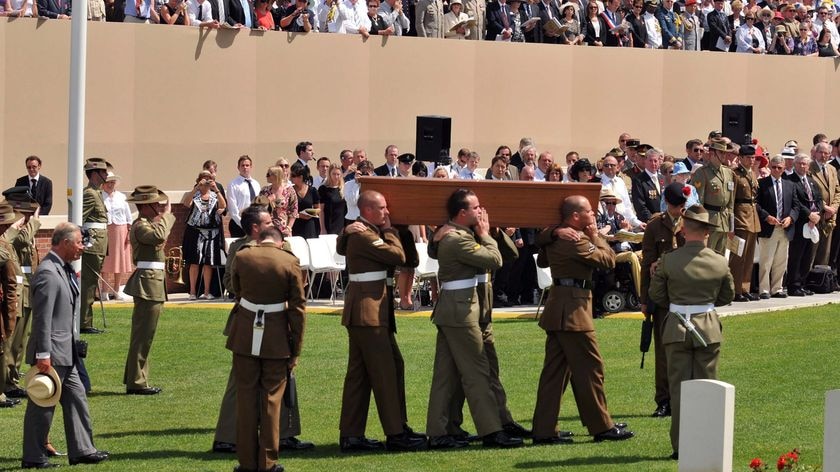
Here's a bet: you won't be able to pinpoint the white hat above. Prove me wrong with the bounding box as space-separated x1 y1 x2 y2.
802 224 820 244
24 366 62 408
781 147 796 158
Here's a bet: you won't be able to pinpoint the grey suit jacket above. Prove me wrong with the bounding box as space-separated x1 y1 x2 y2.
26 252 79 367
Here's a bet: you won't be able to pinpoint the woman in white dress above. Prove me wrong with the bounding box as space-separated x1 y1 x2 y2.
443 0 471 39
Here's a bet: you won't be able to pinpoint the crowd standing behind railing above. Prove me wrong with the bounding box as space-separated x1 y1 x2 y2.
2 0 839 56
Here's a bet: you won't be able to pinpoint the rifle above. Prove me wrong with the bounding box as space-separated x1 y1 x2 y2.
639 303 654 369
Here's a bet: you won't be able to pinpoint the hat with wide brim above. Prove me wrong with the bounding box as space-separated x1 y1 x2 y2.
599 189 623 204
83 157 112 171
683 205 715 227
24 366 62 408
125 185 168 205
1 187 39 214
0 204 19 225
559 2 580 12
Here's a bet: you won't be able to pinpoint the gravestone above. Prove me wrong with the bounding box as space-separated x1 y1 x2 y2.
826 390 840 472
679 379 735 472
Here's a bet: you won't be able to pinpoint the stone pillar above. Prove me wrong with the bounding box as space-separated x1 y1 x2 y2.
679 379 735 472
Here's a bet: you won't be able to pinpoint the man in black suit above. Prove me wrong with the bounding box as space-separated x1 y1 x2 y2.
534 0 563 43
705 0 731 51
784 154 823 297
374 145 400 177
226 0 256 26
828 142 840 275
38 0 71 18
755 155 799 299
631 147 663 223
15 156 53 216
485 0 514 40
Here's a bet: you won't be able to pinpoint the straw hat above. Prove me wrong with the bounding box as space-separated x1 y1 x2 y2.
24 366 62 408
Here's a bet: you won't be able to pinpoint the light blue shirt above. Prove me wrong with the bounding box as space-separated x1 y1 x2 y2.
240 0 252 27
660 184 699 212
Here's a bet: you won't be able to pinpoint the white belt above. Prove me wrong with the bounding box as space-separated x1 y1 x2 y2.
441 277 478 291
82 222 107 230
21 266 32 274
669 303 714 316
240 297 288 357
240 298 287 314
348 271 387 283
475 273 489 283
386 277 395 287
136 261 165 270
16 276 24 284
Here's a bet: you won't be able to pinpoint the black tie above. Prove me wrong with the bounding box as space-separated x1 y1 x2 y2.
244 178 256 202
30 178 37 198
65 263 80 298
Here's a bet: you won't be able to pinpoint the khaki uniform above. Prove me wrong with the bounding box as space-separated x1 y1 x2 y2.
462 0 486 40
81 182 108 329
214 237 305 446
426 222 503 438
227 242 305 472
0 240 20 402
648 240 734 453
531 228 616 438
809 162 840 266
728 165 760 295
640 212 683 408
415 0 444 37
337 219 408 437
5 219 41 390
692 162 735 254
122 214 175 390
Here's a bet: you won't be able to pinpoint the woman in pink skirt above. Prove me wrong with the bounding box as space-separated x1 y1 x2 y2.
101 172 133 300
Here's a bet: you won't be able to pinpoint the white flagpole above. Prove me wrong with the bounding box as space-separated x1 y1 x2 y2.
67 0 88 241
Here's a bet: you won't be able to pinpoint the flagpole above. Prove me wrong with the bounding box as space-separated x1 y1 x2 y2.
67 0 88 248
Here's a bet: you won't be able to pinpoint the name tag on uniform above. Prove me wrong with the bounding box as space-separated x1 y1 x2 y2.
727 181 734 191
372 238 384 246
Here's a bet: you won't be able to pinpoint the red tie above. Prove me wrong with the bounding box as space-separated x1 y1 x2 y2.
502 4 509 28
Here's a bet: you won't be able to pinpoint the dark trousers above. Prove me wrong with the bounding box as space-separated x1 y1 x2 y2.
652 306 669 406
507 245 538 304
786 233 815 291
233 354 287 472
228 220 245 238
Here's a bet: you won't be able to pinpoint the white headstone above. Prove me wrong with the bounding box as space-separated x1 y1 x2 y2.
825 390 840 472
679 379 735 472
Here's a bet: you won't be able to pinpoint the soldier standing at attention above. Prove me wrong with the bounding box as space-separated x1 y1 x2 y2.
426 189 523 449
531 195 634 445
649 205 735 461
692 137 736 255
729 145 761 302
336 191 427 452
640 183 687 419
227 227 306 472
80 158 111 334
122 186 174 395
0 204 21 409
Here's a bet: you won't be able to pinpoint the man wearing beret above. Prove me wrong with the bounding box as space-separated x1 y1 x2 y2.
122 186 174 395
80 158 111 334
728 145 761 302
640 182 686 418
649 205 734 460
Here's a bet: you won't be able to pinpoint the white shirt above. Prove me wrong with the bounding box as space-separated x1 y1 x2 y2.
379 0 409 35
814 17 840 48
643 11 662 48
645 169 660 193
337 0 371 33
600 174 642 228
188 0 214 25
735 23 765 52
535 167 547 181
312 174 326 189
344 178 362 220
317 0 339 31
10 0 34 16
102 190 133 225
227 175 261 227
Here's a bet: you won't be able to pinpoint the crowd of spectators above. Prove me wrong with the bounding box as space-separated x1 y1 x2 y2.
3 0 839 57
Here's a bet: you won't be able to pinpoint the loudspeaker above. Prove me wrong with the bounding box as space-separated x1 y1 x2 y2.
415 116 451 162
721 105 753 145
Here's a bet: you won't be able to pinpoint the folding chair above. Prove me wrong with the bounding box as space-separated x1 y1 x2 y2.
285 236 312 294
306 237 343 304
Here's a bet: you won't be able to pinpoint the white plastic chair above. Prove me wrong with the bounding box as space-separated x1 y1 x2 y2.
306 237 342 304
285 235 311 279
413 242 439 305
319 233 346 269
534 253 553 319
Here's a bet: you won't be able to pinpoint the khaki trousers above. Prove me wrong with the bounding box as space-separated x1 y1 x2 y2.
664 337 719 453
233 354 287 472
80 252 104 329
728 230 757 295
707 231 728 256
6 307 33 389
426 325 502 437
123 298 162 390
758 227 789 295
339 326 405 437
531 330 613 437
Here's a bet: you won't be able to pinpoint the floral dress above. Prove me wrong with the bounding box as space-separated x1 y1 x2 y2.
259 185 299 236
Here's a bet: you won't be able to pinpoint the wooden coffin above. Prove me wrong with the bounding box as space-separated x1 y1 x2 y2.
358 176 602 227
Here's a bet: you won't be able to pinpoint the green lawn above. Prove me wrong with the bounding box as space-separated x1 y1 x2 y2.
0 305 836 471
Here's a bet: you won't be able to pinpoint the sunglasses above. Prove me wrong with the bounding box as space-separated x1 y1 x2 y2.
604 201 618 205
693 148 703 152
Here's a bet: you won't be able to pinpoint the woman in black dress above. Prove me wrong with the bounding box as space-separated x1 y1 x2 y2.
317 163 347 235
180 171 226 300
291 162 320 239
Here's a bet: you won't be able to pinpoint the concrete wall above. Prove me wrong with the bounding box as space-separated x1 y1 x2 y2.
2 18 840 217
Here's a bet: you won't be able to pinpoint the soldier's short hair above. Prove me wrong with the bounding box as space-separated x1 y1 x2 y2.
241 205 269 236
446 188 476 219
561 195 588 222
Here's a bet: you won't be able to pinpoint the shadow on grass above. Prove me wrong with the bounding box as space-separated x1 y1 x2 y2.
98 427 215 438
116 444 354 461
515 454 671 468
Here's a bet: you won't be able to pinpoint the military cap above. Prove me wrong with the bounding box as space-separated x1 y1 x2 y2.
683 205 715 227
0 204 18 225
125 185 168 205
84 157 112 171
398 153 416 164
664 182 689 206
1 186 39 213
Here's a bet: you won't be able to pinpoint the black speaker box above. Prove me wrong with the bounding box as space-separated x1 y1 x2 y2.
721 105 753 145
415 116 451 162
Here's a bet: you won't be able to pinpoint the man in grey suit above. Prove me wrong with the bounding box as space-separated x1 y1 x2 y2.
21 222 109 469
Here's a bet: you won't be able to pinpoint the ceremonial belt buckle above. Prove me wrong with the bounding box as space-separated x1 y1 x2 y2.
21 266 32 274
251 309 266 357
16 275 24 284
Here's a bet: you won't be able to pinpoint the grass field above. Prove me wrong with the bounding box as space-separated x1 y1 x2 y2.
0 304 837 471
